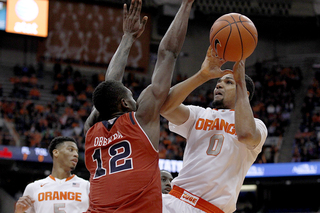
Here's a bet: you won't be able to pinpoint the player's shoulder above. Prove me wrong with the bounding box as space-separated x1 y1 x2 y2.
72 175 90 184
26 176 50 188
254 117 268 136
254 117 267 129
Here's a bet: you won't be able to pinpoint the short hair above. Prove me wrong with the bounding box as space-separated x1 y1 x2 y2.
160 170 173 178
93 80 128 119
245 74 255 101
48 136 77 158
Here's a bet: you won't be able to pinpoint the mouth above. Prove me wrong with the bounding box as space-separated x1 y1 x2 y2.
71 159 78 165
165 187 171 192
214 91 223 97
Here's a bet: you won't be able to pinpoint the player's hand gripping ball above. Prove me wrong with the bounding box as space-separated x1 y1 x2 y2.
210 13 258 62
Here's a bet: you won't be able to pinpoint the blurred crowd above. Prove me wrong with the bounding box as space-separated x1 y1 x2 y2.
0 61 310 163
292 69 320 162
252 62 302 163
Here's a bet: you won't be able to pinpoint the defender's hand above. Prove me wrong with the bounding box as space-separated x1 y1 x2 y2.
123 0 148 40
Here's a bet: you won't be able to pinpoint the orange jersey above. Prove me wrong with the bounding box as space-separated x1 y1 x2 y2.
85 112 161 213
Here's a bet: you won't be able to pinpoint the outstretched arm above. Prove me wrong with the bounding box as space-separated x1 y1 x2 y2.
135 0 194 149
160 46 232 125
84 0 147 135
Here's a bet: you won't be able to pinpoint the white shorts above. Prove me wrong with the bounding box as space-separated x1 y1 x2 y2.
162 193 206 213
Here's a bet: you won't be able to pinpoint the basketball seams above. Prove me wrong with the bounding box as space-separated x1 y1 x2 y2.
210 13 257 61
229 14 243 60
238 15 258 45
210 23 231 45
223 24 232 60
216 19 252 24
210 20 232 60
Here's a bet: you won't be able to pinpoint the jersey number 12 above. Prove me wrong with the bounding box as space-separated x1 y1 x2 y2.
92 141 133 179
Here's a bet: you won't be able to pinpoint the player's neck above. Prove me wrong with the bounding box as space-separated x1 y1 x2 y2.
51 165 73 180
100 112 122 122
110 112 124 119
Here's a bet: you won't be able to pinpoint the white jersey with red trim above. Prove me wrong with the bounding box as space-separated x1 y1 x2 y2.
169 106 267 213
23 174 90 213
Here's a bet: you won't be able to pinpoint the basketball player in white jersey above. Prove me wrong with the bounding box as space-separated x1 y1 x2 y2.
15 136 89 213
160 47 268 213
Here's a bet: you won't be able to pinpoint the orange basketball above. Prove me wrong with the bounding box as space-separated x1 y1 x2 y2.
209 13 258 62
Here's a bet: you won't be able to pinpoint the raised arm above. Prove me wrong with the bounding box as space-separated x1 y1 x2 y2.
84 0 147 135
160 46 232 125
233 60 262 148
135 0 194 148
105 0 147 81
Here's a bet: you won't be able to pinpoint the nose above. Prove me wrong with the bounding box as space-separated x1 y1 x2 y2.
74 152 79 158
216 82 223 89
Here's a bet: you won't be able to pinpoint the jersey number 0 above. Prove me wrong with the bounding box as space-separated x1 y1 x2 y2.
92 141 133 179
206 134 224 156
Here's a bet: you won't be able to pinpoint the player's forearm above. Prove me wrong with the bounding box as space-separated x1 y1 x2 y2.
158 0 193 57
234 82 259 147
105 34 135 81
161 71 208 115
151 0 193 100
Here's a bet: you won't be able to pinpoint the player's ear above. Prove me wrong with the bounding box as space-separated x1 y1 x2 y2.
53 149 59 158
121 98 130 109
247 91 250 99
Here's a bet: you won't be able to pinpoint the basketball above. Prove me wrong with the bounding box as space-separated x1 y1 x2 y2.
209 13 258 62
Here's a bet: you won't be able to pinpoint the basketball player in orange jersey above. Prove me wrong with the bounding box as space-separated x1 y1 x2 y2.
15 136 90 213
83 0 194 212
160 47 268 213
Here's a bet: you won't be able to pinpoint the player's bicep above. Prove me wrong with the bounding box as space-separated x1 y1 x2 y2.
135 86 160 123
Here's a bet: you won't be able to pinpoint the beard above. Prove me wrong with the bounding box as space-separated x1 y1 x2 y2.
212 99 227 109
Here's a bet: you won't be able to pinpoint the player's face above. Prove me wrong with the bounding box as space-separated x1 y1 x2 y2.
160 171 173 194
213 74 236 109
56 141 79 171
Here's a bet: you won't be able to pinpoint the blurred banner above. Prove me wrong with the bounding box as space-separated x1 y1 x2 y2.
6 0 49 37
246 162 320 178
0 1 6 30
2 144 320 178
0 145 52 163
37 1 151 72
